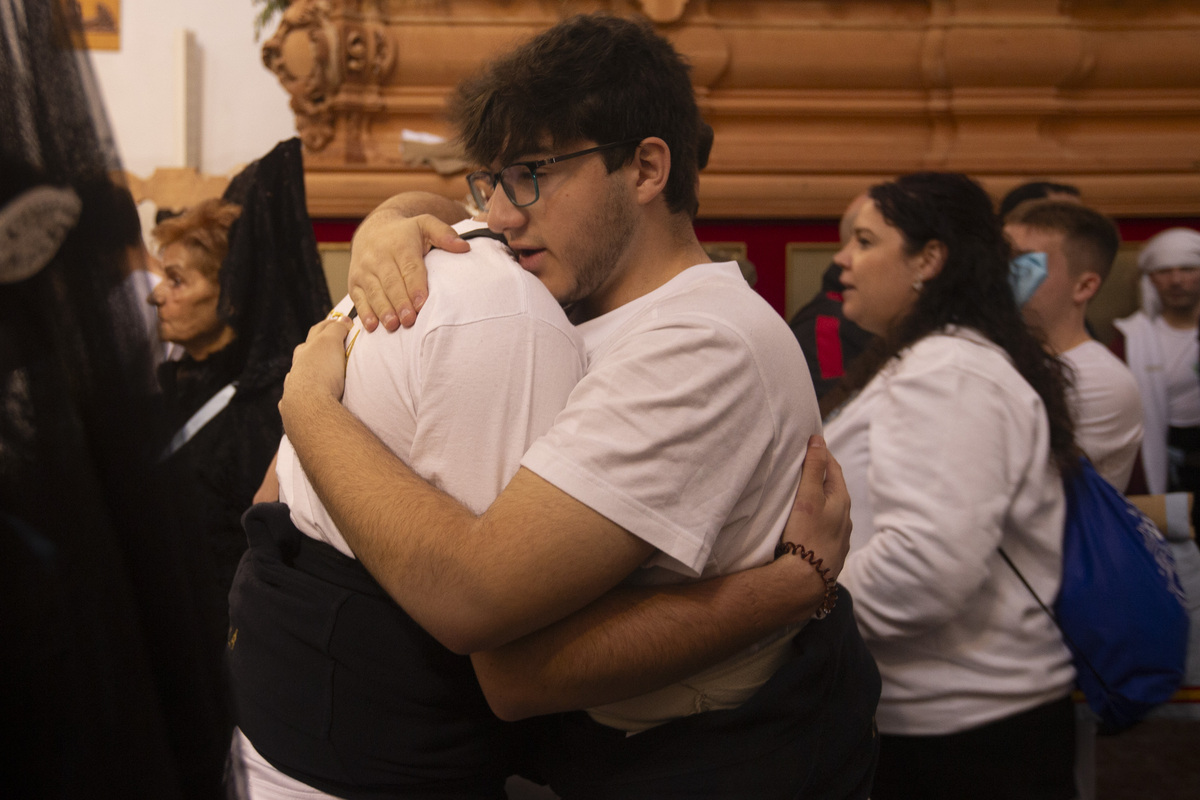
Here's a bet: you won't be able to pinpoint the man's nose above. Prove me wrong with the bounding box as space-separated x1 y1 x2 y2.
486 188 526 234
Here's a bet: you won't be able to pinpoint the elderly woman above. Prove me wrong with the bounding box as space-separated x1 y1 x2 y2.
822 172 1079 799
150 139 331 650
151 200 240 361
150 199 276 643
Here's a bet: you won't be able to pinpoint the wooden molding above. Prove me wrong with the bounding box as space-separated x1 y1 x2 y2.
182 1 1200 219
123 167 232 213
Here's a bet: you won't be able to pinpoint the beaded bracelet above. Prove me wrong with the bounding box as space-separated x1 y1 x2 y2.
775 541 838 619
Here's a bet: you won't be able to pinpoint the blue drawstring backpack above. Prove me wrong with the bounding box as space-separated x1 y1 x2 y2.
1001 457 1190 733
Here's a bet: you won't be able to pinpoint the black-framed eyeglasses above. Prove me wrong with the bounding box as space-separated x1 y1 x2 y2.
466 138 644 212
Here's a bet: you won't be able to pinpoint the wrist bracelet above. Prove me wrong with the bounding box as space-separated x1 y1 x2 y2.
775 541 838 619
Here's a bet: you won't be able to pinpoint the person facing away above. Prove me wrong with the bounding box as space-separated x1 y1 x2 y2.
788 193 874 399
1111 228 1200 503
1005 199 1142 491
822 172 1079 800
228 194 590 798
278 12 879 799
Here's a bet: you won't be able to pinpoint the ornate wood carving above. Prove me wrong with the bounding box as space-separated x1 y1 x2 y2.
263 1 1200 219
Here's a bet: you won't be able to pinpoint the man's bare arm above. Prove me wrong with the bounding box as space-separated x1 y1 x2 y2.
285 319 851 714
280 317 655 654
472 437 851 720
252 450 280 504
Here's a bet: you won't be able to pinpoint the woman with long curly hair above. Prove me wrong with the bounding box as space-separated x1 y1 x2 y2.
823 171 1079 799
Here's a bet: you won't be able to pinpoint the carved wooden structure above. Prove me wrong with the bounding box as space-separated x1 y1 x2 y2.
259 0 1200 220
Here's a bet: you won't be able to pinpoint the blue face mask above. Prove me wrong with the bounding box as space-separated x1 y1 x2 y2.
1009 251 1048 307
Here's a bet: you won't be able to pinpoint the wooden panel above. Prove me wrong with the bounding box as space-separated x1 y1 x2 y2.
253 0 1200 220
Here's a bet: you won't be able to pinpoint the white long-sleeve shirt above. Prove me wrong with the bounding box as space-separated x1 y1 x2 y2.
826 327 1074 736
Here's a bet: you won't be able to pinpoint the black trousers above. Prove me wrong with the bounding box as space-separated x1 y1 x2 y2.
226 503 533 800
531 591 881 800
1168 425 1200 538
871 694 1077 800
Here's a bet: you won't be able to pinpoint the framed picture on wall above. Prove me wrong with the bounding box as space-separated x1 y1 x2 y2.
785 243 840 321
65 0 122 51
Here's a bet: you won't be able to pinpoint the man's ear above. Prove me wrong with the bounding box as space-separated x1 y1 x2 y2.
917 239 948 282
632 137 670 205
1074 271 1102 304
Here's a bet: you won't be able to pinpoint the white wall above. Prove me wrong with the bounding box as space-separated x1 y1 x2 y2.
90 0 296 178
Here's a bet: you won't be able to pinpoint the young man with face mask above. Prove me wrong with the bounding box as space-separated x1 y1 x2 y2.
1006 199 1142 492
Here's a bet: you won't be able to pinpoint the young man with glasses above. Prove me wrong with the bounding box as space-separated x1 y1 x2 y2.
278 13 879 798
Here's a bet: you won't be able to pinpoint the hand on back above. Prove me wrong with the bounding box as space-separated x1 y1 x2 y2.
347 205 470 331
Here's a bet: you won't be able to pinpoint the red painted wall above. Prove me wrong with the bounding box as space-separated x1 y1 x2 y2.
314 217 1200 319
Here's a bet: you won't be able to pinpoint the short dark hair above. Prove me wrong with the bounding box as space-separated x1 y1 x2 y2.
1007 199 1120 283
998 181 1081 220
448 13 704 218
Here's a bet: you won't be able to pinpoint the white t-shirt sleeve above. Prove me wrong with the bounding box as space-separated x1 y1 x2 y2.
521 317 779 576
841 343 1041 640
1063 342 1143 491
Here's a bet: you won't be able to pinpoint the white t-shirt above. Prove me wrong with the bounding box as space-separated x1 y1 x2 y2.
1157 321 1200 427
521 261 821 582
278 226 587 558
826 328 1074 736
1061 340 1143 491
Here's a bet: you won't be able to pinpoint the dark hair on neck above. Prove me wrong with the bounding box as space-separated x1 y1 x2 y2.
447 13 704 219
822 172 1078 473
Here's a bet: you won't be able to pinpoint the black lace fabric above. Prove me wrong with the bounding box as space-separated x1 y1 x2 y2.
155 136 332 653
1 2 231 796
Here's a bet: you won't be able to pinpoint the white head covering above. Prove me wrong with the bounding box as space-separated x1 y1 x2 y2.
1137 227 1200 317
1138 227 1200 273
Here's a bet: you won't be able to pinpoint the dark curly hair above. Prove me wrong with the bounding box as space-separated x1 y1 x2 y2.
447 13 705 219
823 172 1078 473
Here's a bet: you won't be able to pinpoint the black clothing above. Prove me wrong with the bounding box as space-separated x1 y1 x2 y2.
156 137 331 651
1167 425 1200 536
228 503 533 799
871 695 1077 800
532 591 881 799
788 263 874 400
158 338 286 647
1 3 229 795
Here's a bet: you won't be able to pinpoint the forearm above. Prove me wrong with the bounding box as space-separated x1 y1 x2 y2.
471 554 828 720
283 384 647 654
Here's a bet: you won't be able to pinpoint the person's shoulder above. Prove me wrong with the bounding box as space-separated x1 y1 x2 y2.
1112 310 1152 337
1066 340 1142 398
895 329 1025 391
903 328 1005 365
426 239 569 326
1065 339 1130 370
652 263 793 335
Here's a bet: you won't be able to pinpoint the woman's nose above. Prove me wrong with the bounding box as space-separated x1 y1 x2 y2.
833 242 852 269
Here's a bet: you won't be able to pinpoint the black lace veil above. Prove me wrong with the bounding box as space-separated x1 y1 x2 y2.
2 2 230 796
